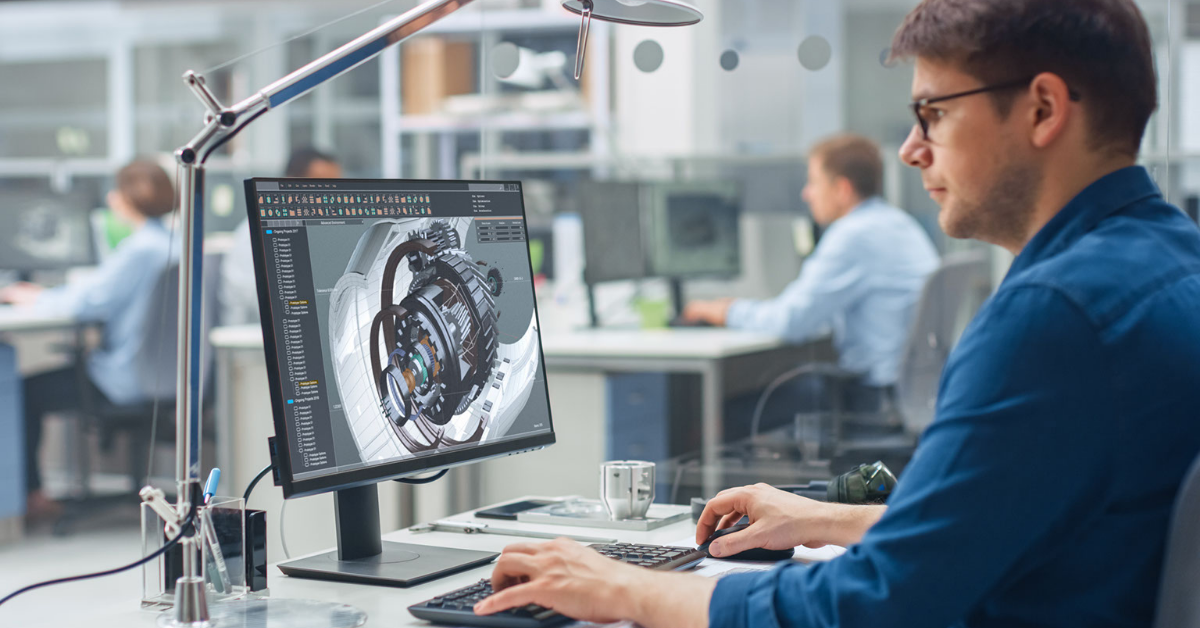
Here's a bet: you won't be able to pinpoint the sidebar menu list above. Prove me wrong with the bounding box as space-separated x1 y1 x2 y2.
262 226 337 475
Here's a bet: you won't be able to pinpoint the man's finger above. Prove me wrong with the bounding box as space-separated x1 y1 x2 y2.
708 525 758 558
498 542 546 556
717 512 744 531
475 581 541 615
490 552 543 592
695 489 749 543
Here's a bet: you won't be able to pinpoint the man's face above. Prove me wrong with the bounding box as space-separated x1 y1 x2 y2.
305 159 343 179
802 157 841 227
899 58 1040 247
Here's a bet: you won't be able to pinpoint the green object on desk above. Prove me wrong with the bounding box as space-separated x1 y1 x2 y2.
635 297 670 329
101 209 134 251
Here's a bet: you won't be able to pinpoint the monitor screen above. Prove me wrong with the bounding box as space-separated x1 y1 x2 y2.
245 178 555 498
645 183 740 279
0 192 96 272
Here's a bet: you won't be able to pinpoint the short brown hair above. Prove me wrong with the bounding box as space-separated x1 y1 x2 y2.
890 0 1156 157
115 159 175 218
810 134 884 200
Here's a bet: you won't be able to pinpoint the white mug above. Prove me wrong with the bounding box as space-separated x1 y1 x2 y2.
600 460 655 520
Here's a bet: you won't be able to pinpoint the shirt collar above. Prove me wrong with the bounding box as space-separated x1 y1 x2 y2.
1006 166 1161 278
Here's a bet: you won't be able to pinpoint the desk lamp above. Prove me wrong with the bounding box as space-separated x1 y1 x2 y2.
147 0 702 626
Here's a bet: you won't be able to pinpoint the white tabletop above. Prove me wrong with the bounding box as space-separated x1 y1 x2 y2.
30 497 840 628
0 305 76 333
209 324 786 361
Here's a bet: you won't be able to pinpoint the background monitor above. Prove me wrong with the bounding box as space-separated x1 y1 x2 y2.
0 191 96 273
579 180 742 322
644 182 741 280
246 177 555 587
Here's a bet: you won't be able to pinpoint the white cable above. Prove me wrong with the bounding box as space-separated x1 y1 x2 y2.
749 364 818 439
279 498 291 560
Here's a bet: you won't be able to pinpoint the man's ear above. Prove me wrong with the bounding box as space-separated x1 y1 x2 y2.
1027 72 1074 149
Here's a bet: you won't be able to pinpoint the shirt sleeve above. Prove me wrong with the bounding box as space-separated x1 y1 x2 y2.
709 286 1115 628
725 227 864 342
35 233 165 322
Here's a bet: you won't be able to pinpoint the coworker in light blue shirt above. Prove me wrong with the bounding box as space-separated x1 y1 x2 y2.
0 159 177 521
683 134 938 387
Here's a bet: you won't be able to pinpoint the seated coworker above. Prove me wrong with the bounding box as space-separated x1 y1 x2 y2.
683 135 938 392
219 147 341 325
472 2 1200 627
0 159 177 520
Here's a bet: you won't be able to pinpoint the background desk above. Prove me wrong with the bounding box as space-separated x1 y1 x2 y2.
208 325 828 550
13 496 842 628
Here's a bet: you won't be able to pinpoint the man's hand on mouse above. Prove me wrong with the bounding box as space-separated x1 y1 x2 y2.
696 483 843 558
476 538 715 628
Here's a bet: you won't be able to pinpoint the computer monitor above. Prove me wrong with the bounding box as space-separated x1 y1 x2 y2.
580 180 741 320
644 182 740 280
245 178 555 587
0 192 97 273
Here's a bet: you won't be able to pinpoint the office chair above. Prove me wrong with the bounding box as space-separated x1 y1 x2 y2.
57 254 221 532
1153 450 1200 628
789 249 993 473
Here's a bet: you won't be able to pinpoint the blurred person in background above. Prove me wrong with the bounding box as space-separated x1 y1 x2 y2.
0 159 177 522
684 135 939 428
219 147 342 326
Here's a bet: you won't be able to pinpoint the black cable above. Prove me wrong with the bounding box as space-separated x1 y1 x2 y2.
0 512 195 608
243 464 274 503
394 469 449 485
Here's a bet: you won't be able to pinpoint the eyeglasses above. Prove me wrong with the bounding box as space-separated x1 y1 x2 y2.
910 75 1083 141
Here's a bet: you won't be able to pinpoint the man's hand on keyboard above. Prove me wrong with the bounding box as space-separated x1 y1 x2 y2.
475 538 715 628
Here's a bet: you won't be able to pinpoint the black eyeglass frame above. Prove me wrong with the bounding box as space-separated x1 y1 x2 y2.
909 75 1083 140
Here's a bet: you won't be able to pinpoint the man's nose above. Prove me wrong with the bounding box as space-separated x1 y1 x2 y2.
899 125 931 169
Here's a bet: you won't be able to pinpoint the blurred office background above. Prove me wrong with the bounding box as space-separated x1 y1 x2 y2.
0 0 1194 602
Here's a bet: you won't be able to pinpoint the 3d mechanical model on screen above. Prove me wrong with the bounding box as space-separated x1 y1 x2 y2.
328 217 541 462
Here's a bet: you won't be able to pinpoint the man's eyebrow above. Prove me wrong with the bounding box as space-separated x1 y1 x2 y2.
911 89 936 101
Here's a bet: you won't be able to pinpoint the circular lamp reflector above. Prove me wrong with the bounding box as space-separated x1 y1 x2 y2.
562 0 703 26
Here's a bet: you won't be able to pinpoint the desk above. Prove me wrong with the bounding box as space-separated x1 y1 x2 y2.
541 330 828 495
0 306 77 334
19 496 842 628
210 325 827 508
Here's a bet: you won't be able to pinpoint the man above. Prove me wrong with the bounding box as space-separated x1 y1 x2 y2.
0 159 177 521
219 147 342 325
683 135 938 392
472 1 1200 626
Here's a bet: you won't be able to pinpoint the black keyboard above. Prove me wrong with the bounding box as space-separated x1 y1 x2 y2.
408 542 707 628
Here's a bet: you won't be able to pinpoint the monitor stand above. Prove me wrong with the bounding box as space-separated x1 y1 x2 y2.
277 483 498 587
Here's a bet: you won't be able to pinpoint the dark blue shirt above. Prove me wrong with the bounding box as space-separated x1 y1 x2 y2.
708 166 1200 628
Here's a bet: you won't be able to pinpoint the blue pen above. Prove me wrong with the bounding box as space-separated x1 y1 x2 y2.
203 468 221 505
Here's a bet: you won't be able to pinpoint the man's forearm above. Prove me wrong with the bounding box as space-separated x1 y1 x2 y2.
820 504 887 547
627 570 717 628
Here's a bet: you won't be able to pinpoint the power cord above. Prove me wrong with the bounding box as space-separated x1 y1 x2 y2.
394 469 449 485
243 464 273 504
0 511 196 607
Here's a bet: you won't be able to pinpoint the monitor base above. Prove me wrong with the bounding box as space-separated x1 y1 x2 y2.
278 541 498 588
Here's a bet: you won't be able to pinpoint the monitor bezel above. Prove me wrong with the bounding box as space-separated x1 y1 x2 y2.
244 177 556 500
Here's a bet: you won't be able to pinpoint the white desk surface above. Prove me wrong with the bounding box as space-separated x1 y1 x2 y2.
0 305 76 333
35 497 839 628
210 324 786 361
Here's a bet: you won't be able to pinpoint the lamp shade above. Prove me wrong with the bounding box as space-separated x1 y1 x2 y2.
561 0 703 26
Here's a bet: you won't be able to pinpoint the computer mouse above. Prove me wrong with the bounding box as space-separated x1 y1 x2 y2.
697 522 795 562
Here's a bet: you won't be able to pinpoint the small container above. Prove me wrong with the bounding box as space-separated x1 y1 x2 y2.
141 496 257 610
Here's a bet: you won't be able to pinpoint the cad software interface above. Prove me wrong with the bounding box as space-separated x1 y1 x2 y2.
249 179 552 481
